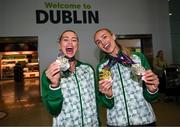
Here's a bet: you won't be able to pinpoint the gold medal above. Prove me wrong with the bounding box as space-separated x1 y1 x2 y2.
99 68 112 80
131 64 145 76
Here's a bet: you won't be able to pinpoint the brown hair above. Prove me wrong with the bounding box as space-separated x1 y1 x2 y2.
58 30 79 43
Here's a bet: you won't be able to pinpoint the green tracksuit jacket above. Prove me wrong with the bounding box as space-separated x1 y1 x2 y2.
97 52 158 126
41 61 99 127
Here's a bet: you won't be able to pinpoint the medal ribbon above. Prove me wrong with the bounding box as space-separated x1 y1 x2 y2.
117 51 135 66
103 57 118 70
100 51 137 80
104 51 136 70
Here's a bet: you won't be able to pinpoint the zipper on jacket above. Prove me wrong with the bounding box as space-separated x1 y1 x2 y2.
74 72 84 126
117 64 130 125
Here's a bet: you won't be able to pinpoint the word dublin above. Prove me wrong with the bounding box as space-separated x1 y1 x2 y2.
36 10 99 24
35 2 99 24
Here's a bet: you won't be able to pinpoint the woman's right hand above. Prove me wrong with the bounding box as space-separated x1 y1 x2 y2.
45 61 61 87
99 79 113 98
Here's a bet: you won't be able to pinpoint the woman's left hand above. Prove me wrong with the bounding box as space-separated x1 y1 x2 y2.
142 70 159 93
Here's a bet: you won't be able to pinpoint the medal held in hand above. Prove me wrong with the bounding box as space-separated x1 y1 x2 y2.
99 58 117 80
118 51 145 76
99 68 112 80
131 63 145 76
56 52 70 72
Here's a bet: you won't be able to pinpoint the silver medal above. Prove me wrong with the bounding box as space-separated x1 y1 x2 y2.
131 64 145 76
56 54 70 71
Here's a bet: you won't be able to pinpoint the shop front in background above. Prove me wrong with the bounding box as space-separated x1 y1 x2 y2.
0 37 39 80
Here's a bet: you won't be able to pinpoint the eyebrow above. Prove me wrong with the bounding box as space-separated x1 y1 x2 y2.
62 36 77 39
99 33 106 39
95 33 106 42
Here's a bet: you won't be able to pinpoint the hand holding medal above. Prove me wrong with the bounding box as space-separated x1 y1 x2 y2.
56 52 70 72
120 51 159 92
99 57 117 81
98 58 114 98
117 51 146 78
99 68 112 80
131 63 145 76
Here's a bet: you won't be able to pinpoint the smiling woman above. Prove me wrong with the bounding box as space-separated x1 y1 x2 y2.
93 28 159 126
41 30 100 126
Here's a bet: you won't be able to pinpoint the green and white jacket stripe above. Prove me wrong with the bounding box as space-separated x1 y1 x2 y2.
41 61 99 127
97 52 158 126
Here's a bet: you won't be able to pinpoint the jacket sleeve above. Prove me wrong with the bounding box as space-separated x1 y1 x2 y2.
134 52 159 102
97 92 114 109
41 70 64 117
95 64 114 109
143 83 159 102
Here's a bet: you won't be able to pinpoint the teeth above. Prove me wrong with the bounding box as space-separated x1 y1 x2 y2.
104 44 109 49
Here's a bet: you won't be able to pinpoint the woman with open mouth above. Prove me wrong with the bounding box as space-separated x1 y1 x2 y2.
93 28 159 127
41 30 99 127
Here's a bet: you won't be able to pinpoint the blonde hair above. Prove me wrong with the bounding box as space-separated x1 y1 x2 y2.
58 30 79 43
94 28 131 56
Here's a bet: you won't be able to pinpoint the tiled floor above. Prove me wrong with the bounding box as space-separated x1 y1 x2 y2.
0 78 180 126
0 78 52 126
